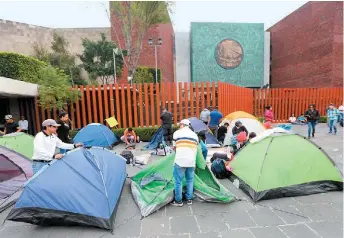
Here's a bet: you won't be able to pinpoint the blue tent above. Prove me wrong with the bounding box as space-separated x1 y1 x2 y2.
143 127 164 150
188 117 221 148
6 147 127 230
73 123 118 148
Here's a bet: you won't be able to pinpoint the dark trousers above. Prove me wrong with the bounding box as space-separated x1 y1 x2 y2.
162 125 173 146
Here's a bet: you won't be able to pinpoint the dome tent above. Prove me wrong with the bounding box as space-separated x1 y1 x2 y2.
230 130 343 202
73 123 118 148
0 132 34 159
6 147 126 230
0 146 33 212
222 111 265 146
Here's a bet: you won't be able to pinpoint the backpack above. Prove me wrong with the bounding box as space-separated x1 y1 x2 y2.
121 150 134 164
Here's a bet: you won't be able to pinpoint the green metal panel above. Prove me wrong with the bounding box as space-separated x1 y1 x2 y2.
190 22 265 87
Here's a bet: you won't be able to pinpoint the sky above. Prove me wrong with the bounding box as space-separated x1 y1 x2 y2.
0 1 306 31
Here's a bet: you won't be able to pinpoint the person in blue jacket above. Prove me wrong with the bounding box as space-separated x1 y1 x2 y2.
198 131 208 160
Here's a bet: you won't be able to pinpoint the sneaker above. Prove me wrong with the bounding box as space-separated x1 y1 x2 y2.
187 200 193 205
171 201 183 207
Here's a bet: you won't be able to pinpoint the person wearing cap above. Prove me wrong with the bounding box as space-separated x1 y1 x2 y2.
232 121 248 137
32 119 83 174
171 119 199 207
0 115 21 135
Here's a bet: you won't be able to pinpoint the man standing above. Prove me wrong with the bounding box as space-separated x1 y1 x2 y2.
160 108 173 146
208 109 223 138
0 115 21 135
200 108 210 125
305 104 320 139
327 103 339 135
32 119 82 174
217 122 229 143
171 119 198 207
18 116 29 133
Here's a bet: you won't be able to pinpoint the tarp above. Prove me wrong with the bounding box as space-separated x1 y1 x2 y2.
221 111 266 146
131 146 236 217
0 146 33 212
143 127 164 150
0 132 34 159
6 147 126 230
189 117 221 148
73 123 118 148
230 132 343 202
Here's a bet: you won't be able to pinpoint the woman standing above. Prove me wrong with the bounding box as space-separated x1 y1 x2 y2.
56 112 72 153
304 104 320 139
264 106 274 124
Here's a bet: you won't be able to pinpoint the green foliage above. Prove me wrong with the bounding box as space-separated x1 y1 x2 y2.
110 1 173 82
258 117 264 123
37 66 80 109
113 125 178 142
31 32 87 86
134 67 161 84
318 116 327 123
0 52 46 83
79 33 123 84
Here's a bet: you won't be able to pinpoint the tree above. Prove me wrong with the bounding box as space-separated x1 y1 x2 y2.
31 32 87 86
108 1 173 83
79 33 124 84
37 66 80 109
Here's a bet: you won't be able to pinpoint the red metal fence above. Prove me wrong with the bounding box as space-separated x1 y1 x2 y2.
34 82 343 130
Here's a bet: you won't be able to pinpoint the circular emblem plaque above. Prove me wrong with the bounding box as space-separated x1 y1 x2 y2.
215 39 243 69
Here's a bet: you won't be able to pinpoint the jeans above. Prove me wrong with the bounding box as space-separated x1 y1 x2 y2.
32 161 49 174
173 164 195 202
307 121 316 137
162 125 173 146
328 119 338 134
209 126 218 138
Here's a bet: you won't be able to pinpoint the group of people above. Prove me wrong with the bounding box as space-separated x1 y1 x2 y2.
0 115 29 135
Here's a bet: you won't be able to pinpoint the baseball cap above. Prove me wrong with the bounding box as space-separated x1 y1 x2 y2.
4 115 12 120
180 119 191 126
42 119 61 127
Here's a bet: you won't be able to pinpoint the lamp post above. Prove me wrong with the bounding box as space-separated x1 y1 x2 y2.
113 48 119 84
148 38 162 83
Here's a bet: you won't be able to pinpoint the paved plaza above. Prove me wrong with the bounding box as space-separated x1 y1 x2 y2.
0 124 343 238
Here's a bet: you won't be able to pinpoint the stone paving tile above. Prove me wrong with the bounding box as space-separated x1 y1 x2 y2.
48 227 105 238
247 207 285 226
189 231 221 238
194 214 227 233
278 224 320 238
166 204 192 217
227 200 255 212
270 205 311 224
220 229 255 238
170 216 200 234
258 197 301 207
294 192 343 205
308 221 344 238
159 234 190 238
140 216 170 236
111 216 142 238
190 201 230 216
249 226 288 238
0 225 55 238
115 204 141 224
295 203 343 222
222 211 256 229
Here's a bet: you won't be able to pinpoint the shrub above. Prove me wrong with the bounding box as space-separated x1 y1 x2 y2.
318 116 327 123
258 117 264 123
0 52 46 83
134 67 161 84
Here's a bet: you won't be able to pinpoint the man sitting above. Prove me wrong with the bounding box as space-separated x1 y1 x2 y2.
232 121 248 136
121 128 140 146
0 115 21 135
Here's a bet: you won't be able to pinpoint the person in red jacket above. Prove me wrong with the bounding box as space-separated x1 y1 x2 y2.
264 106 274 123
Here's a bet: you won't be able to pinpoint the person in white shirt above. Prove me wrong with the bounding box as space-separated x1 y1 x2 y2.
200 108 210 125
32 119 83 174
18 116 29 133
171 119 199 207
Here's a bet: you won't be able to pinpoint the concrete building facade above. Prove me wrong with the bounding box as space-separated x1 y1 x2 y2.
268 1 343 88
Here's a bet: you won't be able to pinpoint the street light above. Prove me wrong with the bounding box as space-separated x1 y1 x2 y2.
113 48 119 84
148 38 162 83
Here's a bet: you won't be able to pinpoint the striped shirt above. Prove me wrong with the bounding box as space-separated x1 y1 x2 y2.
327 108 339 121
173 127 199 167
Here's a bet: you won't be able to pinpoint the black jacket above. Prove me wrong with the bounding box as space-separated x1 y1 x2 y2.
56 119 71 143
232 126 248 136
304 109 320 122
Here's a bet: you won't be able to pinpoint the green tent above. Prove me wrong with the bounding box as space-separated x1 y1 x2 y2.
230 133 343 202
131 147 236 217
0 132 34 159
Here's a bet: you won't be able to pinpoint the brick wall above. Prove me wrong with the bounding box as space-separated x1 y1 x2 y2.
269 2 343 88
110 12 174 83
